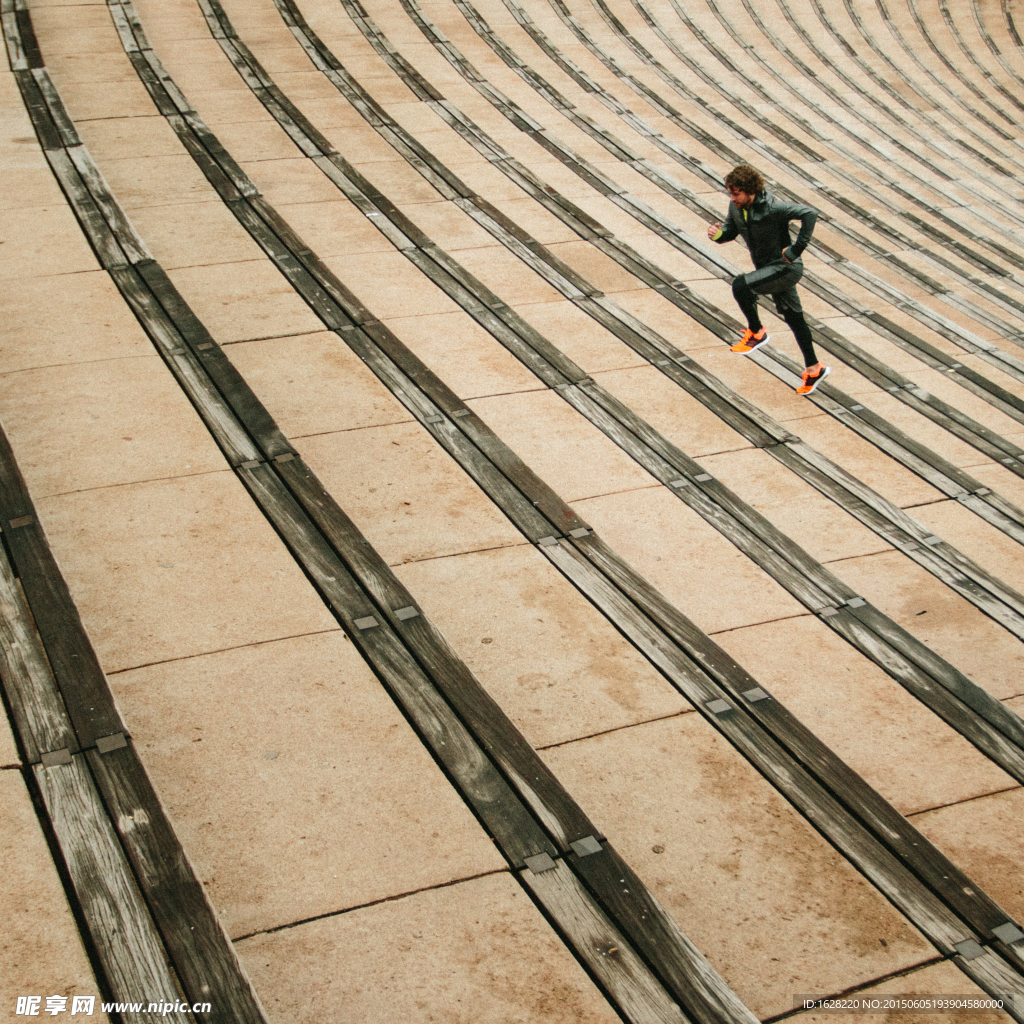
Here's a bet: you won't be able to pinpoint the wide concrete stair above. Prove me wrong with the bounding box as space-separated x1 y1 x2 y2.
2 0 1024 1019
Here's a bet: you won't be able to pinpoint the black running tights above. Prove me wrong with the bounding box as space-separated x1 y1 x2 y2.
731 276 819 367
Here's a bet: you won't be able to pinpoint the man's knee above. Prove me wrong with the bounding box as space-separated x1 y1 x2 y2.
732 275 751 301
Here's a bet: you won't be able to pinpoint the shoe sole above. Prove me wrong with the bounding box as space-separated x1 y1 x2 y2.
797 366 831 395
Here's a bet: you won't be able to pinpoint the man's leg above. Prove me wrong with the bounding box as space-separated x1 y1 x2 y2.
730 263 802 353
781 308 819 367
774 286 831 394
731 274 763 332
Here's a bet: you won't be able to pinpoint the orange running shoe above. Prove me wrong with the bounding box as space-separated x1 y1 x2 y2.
796 364 831 395
730 327 769 353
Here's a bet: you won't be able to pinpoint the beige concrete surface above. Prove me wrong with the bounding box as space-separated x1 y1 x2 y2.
394 543 690 746
913 788 1024 922
466 387 657 500
129 202 268 269
695 446 895 563
276 199 401 258
228 331 414 438
0 717 19 767
382 311 545 399
507 299 648 374
168 260 325 342
111 631 506 937
833 549 1024 700
0 271 154 372
0 356 226 496
0 771 110 1022
34 471 339 672
595 364 755 458
297 421 525 564
794 414 949 508
94 154 223 209
543 714 934 1020
577 485 807 633
322 249 461 318
714 616 1018 816
236 872 624 1024
0 206 100 280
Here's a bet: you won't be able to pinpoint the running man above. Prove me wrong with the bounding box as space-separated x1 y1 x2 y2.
707 164 830 395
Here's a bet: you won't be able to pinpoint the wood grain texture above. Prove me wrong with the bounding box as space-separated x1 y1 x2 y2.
109 266 262 467
0 428 123 747
135 261 292 459
43 147 127 268
36 757 193 1024
520 860 694 1024
566 845 761 1024
87 745 269 1023
0 537 78 764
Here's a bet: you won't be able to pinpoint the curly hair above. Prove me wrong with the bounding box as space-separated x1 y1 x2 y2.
724 163 765 195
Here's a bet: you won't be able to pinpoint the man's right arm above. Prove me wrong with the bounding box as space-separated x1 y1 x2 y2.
708 206 739 243
712 214 737 241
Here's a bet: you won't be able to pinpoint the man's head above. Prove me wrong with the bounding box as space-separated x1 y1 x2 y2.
725 164 764 209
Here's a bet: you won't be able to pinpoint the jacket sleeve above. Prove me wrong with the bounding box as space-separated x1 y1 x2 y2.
711 204 741 243
778 199 817 257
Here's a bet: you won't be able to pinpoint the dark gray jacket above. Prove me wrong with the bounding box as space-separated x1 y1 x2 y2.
714 190 817 269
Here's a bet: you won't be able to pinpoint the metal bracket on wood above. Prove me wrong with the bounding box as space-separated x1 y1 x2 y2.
538 536 559 546
846 597 866 608
975 487 991 496
694 473 713 483
993 922 1024 944
923 536 942 546
394 606 419 621
524 852 557 874
41 749 73 767
8 515 33 528
354 616 379 630
425 415 443 424
568 528 590 538
953 939 985 960
819 606 840 617
275 453 295 463
742 687 769 702
850 404 864 411
668 478 689 488
197 342 214 350
705 698 732 715
96 733 128 754
570 836 602 857
452 409 471 418
239 460 261 469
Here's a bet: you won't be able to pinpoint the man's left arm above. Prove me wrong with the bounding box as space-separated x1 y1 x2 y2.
779 201 818 262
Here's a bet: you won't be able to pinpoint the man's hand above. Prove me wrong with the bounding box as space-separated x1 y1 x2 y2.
708 223 722 241
782 246 796 263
